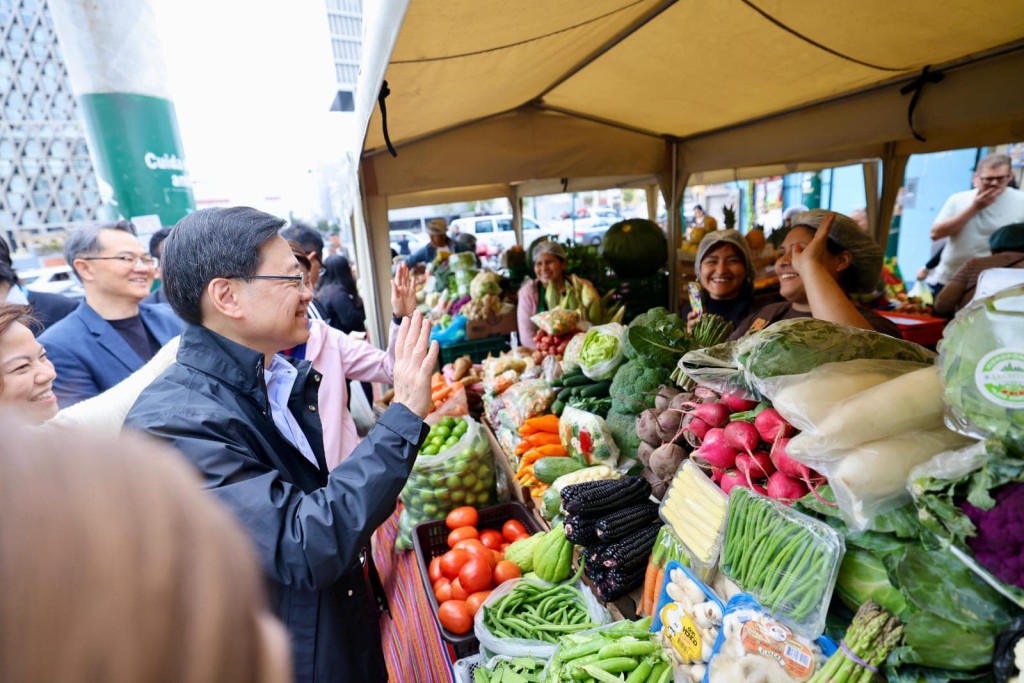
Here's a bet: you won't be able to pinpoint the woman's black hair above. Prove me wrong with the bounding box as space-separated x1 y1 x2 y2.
318 254 363 310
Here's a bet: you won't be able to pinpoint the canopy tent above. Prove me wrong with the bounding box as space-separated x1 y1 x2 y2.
353 0 1024 343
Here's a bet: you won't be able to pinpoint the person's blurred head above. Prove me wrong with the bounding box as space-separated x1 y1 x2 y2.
279 223 324 288
148 225 173 283
454 232 478 255
531 240 566 286
696 230 754 301
0 421 291 683
693 205 705 221
427 218 449 248
163 207 312 359
973 153 1013 192
0 250 17 299
775 210 883 307
66 221 155 307
287 240 313 283
781 205 809 229
0 304 57 424
989 222 1024 253
319 254 361 306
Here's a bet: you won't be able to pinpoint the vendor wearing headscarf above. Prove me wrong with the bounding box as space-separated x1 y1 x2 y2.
731 209 901 339
933 222 1024 318
681 229 756 332
517 240 591 346
404 218 465 269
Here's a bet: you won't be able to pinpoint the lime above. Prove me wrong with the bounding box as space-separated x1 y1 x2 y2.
445 474 462 489
441 416 457 429
450 490 466 504
444 436 459 448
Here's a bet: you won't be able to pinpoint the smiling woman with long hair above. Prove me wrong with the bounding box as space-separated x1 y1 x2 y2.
0 303 58 424
0 422 292 683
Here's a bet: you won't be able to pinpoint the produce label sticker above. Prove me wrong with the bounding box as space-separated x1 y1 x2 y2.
740 619 816 681
974 348 1024 409
660 602 702 663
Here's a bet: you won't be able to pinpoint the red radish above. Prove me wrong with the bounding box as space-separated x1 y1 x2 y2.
766 471 809 504
694 442 738 469
710 467 725 483
701 427 728 449
680 402 730 428
748 482 769 496
735 451 775 480
754 408 794 443
721 391 758 413
724 421 759 455
769 437 802 478
683 416 710 442
719 470 744 495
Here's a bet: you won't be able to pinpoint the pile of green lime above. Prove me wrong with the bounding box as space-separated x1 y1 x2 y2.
395 417 498 549
419 416 469 456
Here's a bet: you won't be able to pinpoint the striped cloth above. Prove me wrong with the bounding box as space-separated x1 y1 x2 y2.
373 509 458 682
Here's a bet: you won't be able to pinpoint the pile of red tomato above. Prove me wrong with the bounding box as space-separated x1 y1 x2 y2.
427 506 531 635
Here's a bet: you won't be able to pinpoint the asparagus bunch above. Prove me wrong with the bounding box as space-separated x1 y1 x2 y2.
809 601 904 682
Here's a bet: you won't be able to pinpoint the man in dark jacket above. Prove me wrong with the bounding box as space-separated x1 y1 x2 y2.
0 236 78 334
124 207 437 683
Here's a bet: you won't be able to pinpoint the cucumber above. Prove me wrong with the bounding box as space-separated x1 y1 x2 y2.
577 380 611 398
534 456 585 484
561 373 596 388
552 400 566 416
556 386 574 402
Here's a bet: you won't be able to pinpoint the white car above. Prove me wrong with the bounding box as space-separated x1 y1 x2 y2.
20 265 83 298
449 214 548 255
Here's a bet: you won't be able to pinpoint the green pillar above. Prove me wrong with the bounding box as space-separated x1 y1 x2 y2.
49 0 194 226
801 172 822 210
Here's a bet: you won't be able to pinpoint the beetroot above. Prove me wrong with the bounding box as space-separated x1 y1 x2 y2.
654 386 680 412
693 386 719 402
754 408 794 443
650 443 686 479
637 441 655 466
724 420 759 455
636 409 662 446
657 410 683 441
721 391 758 413
766 471 809 505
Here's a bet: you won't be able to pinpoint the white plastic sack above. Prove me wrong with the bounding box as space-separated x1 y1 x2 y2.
473 578 610 659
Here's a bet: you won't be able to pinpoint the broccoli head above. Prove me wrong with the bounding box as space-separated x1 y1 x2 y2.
610 360 671 414
605 409 641 456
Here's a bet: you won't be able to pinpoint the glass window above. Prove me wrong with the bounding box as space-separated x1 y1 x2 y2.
524 217 541 230
496 219 513 232
474 219 493 233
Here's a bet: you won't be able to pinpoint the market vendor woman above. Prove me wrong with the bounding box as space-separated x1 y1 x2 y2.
517 241 590 345
731 209 900 339
681 229 756 331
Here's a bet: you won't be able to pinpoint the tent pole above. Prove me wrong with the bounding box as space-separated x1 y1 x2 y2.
876 144 909 255
510 186 523 247
357 175 390 351
645 184 659 222
863 160 880 237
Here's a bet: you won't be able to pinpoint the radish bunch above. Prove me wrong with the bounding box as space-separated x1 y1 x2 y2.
682 390 826 506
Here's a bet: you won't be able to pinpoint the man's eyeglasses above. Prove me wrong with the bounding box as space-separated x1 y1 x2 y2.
241 274 309 289
81 254 157 268
979 174 1012 183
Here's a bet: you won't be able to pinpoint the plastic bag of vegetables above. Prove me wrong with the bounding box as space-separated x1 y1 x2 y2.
395 416 496 549
578 322 626 381
679 318 935 400
939 283 1024 452
474 575 610 659
501 379 555 424
531 308 579 336
559 406 620 468
561 332 587 374
448 251 478 271
470 270 501 299
650 561 725 677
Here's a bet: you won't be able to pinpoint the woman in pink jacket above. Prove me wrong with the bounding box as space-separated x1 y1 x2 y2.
286 245 416 469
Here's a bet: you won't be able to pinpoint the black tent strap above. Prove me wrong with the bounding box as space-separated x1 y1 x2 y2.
740 0 910 72
378 80 398 157
899 65 945 142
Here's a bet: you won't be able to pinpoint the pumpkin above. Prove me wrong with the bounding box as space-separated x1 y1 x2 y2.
600 219 668 278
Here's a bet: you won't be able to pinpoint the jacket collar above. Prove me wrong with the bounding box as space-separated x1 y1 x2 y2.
176 323 277 398
76 301 143 370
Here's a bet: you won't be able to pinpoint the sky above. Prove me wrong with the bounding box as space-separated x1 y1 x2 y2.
152 0 361 219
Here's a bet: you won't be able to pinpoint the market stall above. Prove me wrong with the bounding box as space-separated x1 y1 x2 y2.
377 286 1024 682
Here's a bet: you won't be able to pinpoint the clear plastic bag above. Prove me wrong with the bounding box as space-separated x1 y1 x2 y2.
395 416 496 549
650 561 725 667
559 406 620 468
578 322 626 381
704 594 836 683
424 383 469 425
659 463 728 579
719 487 844 638
542 354 563 383
473 577 610 659
561 332 587 374
531 308 580 336
501 379 555 424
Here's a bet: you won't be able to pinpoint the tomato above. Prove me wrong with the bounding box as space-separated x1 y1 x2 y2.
450 577 469 601
445 506 479 530
502 519 529 543
465 590 492 617
428 556 444 584
500 542 510 552
433 577 452 603
493 560 522 585
458 556 493 594
479 529 504 551
437 600 473 635
439 548 471 580
447 526 480 548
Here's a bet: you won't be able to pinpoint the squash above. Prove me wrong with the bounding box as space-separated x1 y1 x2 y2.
601 219 668 278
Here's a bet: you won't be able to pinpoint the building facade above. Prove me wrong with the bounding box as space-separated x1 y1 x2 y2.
325 0 361 112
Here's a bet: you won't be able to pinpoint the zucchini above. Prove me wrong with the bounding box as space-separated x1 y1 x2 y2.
534 456 585 484
562 373 597 388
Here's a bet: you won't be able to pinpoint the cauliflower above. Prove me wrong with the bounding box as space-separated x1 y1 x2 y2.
609 360 671 415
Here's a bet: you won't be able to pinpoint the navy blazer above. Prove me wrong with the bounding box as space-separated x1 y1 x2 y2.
39 301 182 407
25 289 79 334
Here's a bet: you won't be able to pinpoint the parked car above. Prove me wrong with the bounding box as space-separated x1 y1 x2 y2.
20 265 83 299
449 214 546 256
570 215 618 245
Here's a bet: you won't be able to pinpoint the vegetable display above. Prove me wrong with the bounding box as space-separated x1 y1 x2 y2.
650 562 724 679
558 407 620 468
809 601 904 683
543 617 669 683
609 361 671 415
659 462 728 569
721 487 844 637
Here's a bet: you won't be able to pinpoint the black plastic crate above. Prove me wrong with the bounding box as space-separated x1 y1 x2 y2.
411 501 544 650
438 336 511 366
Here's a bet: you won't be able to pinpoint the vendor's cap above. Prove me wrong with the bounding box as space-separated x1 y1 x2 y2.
532 240 566 261
990 222 1024 252
789 209 883 294
782 205 809 223
427 218 448 236
696 229 755 283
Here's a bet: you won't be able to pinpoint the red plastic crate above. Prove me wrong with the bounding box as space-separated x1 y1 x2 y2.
411 501 544 650
876 311 947 347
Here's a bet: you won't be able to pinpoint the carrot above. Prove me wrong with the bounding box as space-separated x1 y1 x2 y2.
515 441 531 456
531 444 567 458
431 373 445 391
431 386 452 403
649 565 666 617
525 432 562 448
522 414 560 434
640 557 658 617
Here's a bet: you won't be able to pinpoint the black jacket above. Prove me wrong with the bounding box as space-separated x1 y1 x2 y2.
124 323 428 682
